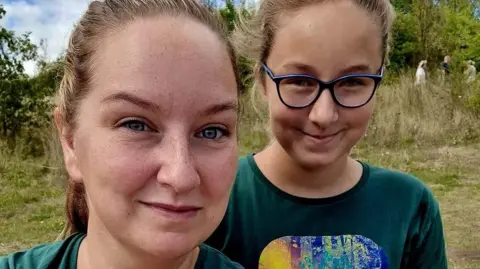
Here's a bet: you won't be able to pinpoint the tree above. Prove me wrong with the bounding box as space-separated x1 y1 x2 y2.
0 4 43 150
217 1 254 91
389 0 480 72
0 5 38 80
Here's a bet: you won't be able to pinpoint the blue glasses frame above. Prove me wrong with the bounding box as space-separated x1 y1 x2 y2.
263 64 384 109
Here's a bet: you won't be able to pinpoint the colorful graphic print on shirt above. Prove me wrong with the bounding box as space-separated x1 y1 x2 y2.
259 235 388 269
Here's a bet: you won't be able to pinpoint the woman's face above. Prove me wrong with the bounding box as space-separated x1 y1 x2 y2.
59 17 238 258
264 0 383 169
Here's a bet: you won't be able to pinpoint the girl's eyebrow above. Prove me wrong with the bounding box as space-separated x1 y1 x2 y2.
339 64 373 74
280 62 375 77
281 62 318 75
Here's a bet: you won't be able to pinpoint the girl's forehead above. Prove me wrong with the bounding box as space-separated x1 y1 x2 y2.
271 1 382 50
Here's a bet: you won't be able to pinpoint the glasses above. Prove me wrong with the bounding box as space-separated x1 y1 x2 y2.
263 64 384 109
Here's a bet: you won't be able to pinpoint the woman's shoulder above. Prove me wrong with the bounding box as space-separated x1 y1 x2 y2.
196 244 244 269
0 233 85 269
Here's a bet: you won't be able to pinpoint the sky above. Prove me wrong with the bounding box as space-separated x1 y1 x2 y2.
2 0 258 76
3 0 90 76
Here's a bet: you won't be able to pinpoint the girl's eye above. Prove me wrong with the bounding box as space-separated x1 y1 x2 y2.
339 78 367 87
120 120 151 132
198 127 229 140
283 77 317 87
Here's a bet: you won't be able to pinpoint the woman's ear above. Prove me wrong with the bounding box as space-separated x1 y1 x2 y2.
54 108 83 183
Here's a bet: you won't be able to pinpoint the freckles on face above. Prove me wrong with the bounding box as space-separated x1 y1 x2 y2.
69 15 238 255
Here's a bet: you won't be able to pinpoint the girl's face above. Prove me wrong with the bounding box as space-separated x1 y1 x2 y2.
264 0 383 169
58 16 238 258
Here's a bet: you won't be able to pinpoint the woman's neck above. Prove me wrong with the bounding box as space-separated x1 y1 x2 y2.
255 141 363 199
77 218 199 269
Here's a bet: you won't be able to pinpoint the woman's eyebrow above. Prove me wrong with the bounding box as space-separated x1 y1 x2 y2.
201 101 238 117
100 92 237 116
101 92 160 112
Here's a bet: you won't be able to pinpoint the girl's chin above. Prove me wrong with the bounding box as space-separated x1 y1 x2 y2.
290 146 345 169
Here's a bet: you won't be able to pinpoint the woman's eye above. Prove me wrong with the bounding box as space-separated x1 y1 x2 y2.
198 127 229 140
120 120 151 132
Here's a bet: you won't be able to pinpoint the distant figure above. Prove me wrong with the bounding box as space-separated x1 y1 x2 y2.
441 55 451 76
465 60 476 84
415 60 427 86
440 55 451 86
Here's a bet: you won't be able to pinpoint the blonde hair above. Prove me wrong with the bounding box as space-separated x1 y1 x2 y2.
56 0 240 237
234 0 395 126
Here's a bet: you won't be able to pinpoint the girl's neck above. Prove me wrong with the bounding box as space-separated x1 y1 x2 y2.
254 141 363 199
77 219 199 269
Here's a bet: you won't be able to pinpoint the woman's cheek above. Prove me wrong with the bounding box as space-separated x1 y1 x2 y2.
198 143 238 199
94 138 157 194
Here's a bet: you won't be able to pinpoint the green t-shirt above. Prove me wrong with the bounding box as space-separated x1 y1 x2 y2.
1 233 244 269
206 154 447 269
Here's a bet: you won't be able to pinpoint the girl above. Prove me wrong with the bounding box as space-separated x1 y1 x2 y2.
1 0 243 268
206 0 447 268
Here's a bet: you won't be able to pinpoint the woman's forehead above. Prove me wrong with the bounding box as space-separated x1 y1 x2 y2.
84 17 237 110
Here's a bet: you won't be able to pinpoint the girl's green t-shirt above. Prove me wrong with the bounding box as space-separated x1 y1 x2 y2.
0 233 243 269
206 154 448 269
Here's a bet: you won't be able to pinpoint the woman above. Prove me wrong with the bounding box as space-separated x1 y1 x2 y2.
206 0 447 268
415 60 427 86
1 0 244 268
465 60 476 84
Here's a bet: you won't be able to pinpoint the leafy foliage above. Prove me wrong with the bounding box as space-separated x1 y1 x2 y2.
0 5 38 80
0 1 479 156
390 0 480 71
217 0 254 91
0 61 63 155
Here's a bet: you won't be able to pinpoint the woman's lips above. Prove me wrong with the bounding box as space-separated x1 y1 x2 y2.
139 201 202 220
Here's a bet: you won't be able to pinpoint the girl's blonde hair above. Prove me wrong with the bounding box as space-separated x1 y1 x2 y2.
56 0 240 237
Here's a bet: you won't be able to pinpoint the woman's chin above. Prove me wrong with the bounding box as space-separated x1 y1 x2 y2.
132 232 201 259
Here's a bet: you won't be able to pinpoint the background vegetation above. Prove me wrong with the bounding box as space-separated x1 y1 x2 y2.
1 0 480 267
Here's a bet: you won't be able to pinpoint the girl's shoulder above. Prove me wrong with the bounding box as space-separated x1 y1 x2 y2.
364 162 429 189
362 161 440 212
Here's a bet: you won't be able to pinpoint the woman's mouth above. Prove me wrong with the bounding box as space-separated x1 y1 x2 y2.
139 201 202 220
